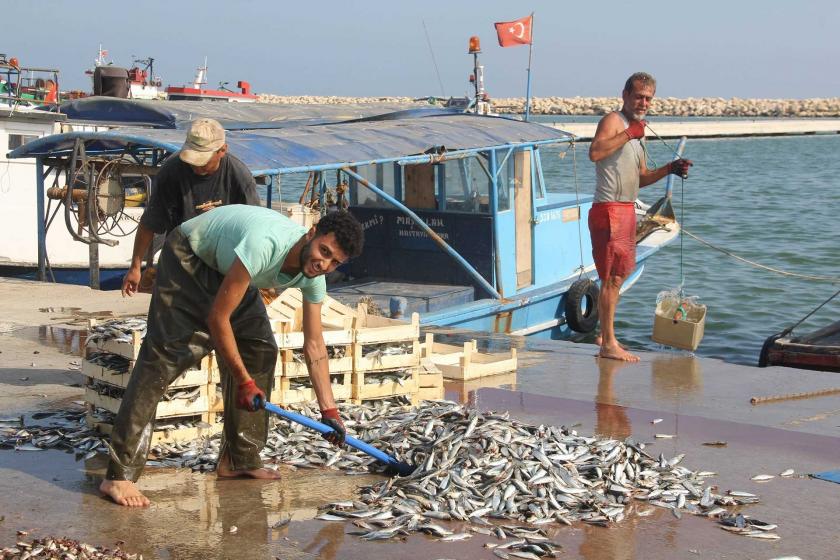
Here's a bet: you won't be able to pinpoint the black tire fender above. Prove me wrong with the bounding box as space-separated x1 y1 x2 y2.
565 279 600 333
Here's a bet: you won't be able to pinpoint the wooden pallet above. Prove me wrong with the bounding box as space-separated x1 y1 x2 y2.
82 355 218 389
85 411 221 446
270 373 352 406
279 345 354 377
422 333 517 381
354 339 421 372
354 305 419 345
84 382 211 419
351 367 419 402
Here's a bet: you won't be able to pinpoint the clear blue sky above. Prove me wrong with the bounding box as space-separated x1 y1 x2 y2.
7 0 840 98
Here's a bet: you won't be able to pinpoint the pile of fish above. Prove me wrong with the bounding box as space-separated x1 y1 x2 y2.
1 400 780 543
287 374 346 391
0 536 141 560
0 412 109 459
85 317 147 347
304 400 782 542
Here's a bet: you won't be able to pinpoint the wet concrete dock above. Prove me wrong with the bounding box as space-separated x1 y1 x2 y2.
2 278 839 559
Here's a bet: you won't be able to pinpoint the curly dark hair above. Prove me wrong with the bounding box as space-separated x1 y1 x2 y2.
315 210 364 259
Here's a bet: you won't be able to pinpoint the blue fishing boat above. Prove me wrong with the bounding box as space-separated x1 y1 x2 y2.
8 108 680 338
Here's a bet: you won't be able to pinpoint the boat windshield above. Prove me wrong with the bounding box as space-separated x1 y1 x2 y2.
350 152 517 215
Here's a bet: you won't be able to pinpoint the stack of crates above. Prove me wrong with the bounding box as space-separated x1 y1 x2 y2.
267 290 355 406
351 304 421 404
83 318 222 445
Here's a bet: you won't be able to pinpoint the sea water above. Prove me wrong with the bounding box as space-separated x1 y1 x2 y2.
543 129 840 365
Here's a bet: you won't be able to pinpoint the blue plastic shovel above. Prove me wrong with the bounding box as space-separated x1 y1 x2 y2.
260 400 415 477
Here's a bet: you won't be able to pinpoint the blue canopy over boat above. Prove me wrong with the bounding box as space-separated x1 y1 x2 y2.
48 97 451 129
7 113 573 176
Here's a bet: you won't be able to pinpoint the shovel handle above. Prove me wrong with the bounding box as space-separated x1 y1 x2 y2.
262 401 398 466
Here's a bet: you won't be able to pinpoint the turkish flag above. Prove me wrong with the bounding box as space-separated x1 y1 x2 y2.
494 15 533 47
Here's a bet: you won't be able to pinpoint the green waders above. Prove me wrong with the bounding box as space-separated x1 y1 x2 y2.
106 228 277 481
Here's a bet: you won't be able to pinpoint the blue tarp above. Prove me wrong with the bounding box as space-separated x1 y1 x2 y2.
812 470 840 485
50 97 449 129
8 113 573 176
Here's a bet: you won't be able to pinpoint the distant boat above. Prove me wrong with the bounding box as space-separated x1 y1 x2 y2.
165 58 257 103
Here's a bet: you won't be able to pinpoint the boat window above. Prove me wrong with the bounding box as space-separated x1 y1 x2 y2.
8 133 38 150
496 150 514 212
353 163 398 208
440 157 491 213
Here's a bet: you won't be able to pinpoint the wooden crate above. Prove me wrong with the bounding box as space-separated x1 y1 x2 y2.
88 330 144 360
270 373 352 405
82 355 218 389
418 371 444 388
85 382 211 419
351 367 419 402
267 288 357 330
354 305 419 345
422 334 517 381
273 320 354 350
354 339 421 372
446 371 519 404
85 410 221 446
279 345 354 378
416 385 445 401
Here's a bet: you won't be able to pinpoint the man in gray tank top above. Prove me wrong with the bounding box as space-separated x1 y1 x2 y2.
588 72 692 362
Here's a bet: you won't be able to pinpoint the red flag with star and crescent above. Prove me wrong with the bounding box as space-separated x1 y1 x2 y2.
494 15 533 47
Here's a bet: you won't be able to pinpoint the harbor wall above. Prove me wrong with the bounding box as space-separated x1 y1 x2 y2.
257 94 840 117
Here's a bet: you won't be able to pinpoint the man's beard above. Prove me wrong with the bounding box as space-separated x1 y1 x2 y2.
298 240 316 278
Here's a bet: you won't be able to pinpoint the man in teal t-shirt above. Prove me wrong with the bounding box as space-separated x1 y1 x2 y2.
100 205 364 507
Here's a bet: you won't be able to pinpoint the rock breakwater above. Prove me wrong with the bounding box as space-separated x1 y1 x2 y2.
257 94 840 117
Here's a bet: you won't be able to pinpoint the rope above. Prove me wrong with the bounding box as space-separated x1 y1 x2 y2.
679 176 685 292
682 228 840 283
780 285 840 336
570 142 585 277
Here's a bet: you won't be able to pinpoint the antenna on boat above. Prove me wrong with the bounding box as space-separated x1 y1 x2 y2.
422 19 446 98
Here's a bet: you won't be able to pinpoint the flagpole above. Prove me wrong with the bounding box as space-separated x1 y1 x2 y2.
524 13 534 121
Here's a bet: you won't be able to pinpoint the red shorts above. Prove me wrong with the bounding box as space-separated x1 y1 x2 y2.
588 202 636 280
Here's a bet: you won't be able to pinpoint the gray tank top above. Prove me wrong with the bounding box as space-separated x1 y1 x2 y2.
594 112 644 203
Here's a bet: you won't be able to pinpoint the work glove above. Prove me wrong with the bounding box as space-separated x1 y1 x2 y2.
236 379 265 412
320 408 346 446
669 158 694 178
624 119 647 140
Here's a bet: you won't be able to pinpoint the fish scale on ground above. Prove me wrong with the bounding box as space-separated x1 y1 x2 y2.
0 400 779 544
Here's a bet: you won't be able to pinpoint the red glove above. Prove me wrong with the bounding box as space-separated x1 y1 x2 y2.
236 379 265 412
669 158 693 178
320 408 346 446
624 119 647 140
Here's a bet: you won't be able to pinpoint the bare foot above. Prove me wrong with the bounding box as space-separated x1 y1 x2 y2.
598 343 640 363
217 452 281 480
595 335 628 350
99 479 150 507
